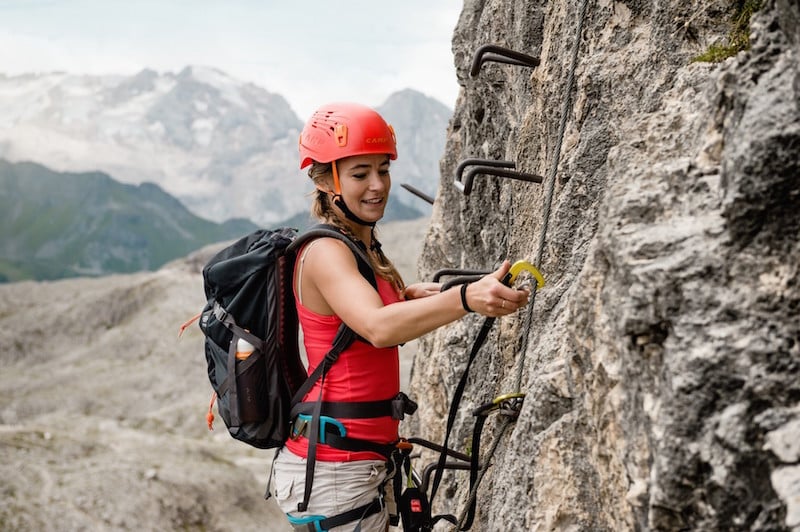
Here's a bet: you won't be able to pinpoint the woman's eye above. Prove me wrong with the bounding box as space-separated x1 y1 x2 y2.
352 173 367 179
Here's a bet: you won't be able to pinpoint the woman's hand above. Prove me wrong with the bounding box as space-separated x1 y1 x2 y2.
464 260 531 317
402 282 442 300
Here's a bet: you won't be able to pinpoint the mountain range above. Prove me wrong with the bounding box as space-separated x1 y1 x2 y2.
0 156 432 282
0 67 450 226
0 159 259 282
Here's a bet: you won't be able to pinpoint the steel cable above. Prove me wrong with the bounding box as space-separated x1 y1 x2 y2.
451 0 591 528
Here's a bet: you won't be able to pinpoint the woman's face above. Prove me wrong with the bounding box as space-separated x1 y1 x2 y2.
335 153 392 223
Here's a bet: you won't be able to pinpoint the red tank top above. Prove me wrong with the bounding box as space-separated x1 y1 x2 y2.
285 243 401 462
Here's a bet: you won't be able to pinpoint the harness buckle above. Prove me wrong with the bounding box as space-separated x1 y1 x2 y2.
395 438 414 452
293 414 347 444
286 495 384 531
290 416 308 441
286 513 327 532
391 392 418 420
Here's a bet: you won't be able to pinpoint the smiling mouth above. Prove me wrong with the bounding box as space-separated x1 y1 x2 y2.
363 198 384 205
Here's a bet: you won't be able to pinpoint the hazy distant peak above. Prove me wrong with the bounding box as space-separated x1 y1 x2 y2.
177 66 235 98
382 87 453 110
180 65 233 83
0 69 448 225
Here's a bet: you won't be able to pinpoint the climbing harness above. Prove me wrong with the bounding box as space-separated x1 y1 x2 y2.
290 389 417 514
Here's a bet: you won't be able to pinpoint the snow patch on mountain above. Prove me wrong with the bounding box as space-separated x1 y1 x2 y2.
0 68 449 224
0 67 306 225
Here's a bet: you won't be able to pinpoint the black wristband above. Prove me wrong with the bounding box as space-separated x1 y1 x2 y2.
460 283 474 313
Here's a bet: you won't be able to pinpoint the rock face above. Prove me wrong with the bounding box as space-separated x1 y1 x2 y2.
409 0 799 530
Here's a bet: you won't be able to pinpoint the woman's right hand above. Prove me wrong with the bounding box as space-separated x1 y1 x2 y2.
402 282 442 300
463 260 531 317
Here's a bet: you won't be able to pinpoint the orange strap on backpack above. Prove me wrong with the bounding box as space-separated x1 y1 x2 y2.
206 393 217 430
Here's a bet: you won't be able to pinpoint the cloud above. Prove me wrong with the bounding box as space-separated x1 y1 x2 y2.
0 1 460 118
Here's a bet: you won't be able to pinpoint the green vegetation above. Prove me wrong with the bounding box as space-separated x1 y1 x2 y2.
693 0 763 63
0 159 258 282
0 158 422 283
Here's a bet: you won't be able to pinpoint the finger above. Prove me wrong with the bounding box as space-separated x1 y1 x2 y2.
491 260 512 281
510 289 530 304
496 285 525 304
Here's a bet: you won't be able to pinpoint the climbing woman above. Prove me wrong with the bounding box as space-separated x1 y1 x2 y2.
271 102 530 531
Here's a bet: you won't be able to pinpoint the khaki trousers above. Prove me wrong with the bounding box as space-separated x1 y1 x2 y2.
272 447 396 531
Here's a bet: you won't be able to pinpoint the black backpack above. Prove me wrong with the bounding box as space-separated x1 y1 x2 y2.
198 224 376 449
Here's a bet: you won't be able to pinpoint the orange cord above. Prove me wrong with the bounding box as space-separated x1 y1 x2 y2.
178 312 202 338
206 393 217 430
332 160 342 195
396 439 414 451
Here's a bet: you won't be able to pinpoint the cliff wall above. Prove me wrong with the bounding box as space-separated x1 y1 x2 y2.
409 0 800 530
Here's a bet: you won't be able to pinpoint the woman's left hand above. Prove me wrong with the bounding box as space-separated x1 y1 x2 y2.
402 282 442 300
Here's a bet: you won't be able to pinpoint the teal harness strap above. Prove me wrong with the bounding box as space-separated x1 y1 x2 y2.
286 496 383 532
286 513 327 532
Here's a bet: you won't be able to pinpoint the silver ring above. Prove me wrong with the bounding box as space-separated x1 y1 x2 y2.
501 300 506 309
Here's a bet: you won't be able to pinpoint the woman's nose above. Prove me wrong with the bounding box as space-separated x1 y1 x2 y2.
367 170 387 190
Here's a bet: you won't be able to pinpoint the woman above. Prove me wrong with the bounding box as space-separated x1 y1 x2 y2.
272 102 529 531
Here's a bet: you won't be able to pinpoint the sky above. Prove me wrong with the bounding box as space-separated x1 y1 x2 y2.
0 0 462 119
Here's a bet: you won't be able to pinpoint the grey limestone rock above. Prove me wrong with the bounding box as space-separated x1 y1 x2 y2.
409 0 800 530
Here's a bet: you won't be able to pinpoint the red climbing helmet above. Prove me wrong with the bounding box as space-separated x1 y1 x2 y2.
299 102 397 169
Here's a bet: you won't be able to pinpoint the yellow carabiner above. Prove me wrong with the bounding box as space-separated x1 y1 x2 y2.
506 260 545 288
492 392 526 405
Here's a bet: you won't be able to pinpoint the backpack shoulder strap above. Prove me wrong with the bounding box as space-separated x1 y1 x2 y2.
287 223 377 289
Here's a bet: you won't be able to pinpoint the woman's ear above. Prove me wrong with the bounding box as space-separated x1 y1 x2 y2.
314 173 335 195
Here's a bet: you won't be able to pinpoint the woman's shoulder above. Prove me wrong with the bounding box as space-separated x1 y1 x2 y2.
301 236 362 271
303 234 361 254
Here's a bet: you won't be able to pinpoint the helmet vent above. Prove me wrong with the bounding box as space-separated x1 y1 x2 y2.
334 124 348 147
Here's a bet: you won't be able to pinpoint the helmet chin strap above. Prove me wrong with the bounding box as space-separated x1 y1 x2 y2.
331 160 377 228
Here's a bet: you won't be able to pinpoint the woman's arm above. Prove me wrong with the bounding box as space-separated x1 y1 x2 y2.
301 238 530 348
401 282 441 300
